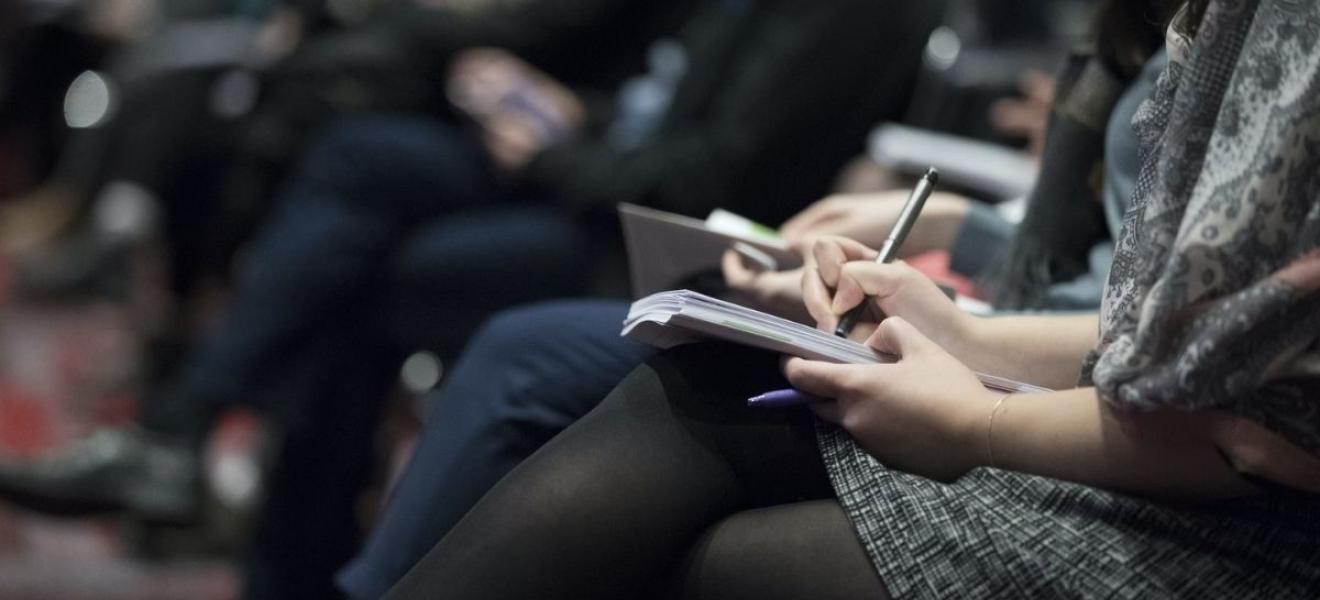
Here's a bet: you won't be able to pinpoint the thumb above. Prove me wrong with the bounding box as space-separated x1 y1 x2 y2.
865 317 937 358
782 357 861 400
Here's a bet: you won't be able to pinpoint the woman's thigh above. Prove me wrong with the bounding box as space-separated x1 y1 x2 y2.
665 499 888 600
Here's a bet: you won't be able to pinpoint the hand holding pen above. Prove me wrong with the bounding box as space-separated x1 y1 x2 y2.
751 168 945 408
833 167 939 337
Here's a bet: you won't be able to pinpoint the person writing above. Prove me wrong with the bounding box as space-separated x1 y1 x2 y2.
340 1 1175 593
384 1 1320 597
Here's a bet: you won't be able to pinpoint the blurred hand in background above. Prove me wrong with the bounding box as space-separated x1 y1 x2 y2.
447 48 585 172
988 68 1055 157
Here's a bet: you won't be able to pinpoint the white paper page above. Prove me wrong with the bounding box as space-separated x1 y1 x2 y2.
623 290 1050 394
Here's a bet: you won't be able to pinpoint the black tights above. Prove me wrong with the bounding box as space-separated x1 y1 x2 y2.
386 344 889 599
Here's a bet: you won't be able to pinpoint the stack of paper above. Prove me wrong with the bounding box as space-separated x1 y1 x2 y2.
623 290 1050 394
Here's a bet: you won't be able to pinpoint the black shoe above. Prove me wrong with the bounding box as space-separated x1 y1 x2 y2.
0 426 200 523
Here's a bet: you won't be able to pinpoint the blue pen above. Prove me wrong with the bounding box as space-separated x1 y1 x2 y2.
746 388 822 408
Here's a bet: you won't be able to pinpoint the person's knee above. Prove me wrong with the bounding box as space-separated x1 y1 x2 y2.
430 302 610 421
295 115 478 208
457 303 579 379
446 302 650 440
301 116 414 175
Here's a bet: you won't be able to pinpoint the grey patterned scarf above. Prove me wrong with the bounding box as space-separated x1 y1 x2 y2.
1082 0 1320 454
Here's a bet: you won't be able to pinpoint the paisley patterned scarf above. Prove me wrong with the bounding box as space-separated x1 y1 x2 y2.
1083 0 1320 454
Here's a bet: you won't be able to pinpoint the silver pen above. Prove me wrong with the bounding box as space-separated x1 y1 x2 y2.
834 167 940 338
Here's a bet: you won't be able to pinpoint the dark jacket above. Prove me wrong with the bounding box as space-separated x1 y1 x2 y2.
249 0 698 162
526 0 949 225
380 0 700 95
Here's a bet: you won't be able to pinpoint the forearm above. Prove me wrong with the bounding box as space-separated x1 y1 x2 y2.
945 200 1017 278
892 193 970 257
985 388 1258 501
953 313 1098 390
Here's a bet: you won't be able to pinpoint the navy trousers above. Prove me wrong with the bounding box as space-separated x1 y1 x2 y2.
336 300 655 599
149 115 594 599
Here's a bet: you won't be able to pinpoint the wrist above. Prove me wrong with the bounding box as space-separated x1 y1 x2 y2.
929 307 982 366
946 312 1009 377
954 388 1008 472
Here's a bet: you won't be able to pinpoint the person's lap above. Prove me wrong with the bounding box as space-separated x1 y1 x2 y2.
382 343 885 599
208 116 596 597
374 208 593 356
172 114 510 408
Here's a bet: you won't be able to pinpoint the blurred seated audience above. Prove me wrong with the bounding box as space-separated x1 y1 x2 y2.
2 0 690 333
336 24 1165 594
0 0 946 596
387 1 1320 597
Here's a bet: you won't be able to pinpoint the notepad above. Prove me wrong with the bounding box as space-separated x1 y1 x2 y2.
618 204 801 297
622 289 1050 394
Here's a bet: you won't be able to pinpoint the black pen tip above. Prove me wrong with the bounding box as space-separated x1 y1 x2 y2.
925 167 940 184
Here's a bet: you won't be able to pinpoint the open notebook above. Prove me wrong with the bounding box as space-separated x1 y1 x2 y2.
622 290 1050 394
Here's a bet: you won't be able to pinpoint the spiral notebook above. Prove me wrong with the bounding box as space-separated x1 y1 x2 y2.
622 289 1050 394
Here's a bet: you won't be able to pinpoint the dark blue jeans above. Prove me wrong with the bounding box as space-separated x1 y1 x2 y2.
163 115 588 425
148 115 595 599
336 300 655 599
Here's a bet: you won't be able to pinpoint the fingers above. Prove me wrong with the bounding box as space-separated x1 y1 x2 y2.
1019 68 1056 103
829 268 869 316
782 357 850 399
721 248 755 288
801 264 837 332
780 196 844 242
454 47 524 76
449 48 548 124
830 260 915 314
811 236 878 289
864 316 937 357
481 113 542 171
783 357 886 426
800 236 878 332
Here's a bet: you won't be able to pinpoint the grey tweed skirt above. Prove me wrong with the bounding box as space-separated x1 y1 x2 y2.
816 426 1320 598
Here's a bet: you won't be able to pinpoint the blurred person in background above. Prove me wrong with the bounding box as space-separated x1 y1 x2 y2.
1 0 689 354
0 0 945 596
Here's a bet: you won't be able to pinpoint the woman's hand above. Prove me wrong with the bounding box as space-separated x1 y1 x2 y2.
779 191 969 253
784 317 998 481
802 236 973 353
721 250 810 323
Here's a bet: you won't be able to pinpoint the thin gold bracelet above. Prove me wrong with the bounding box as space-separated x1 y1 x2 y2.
986 393 1013 469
